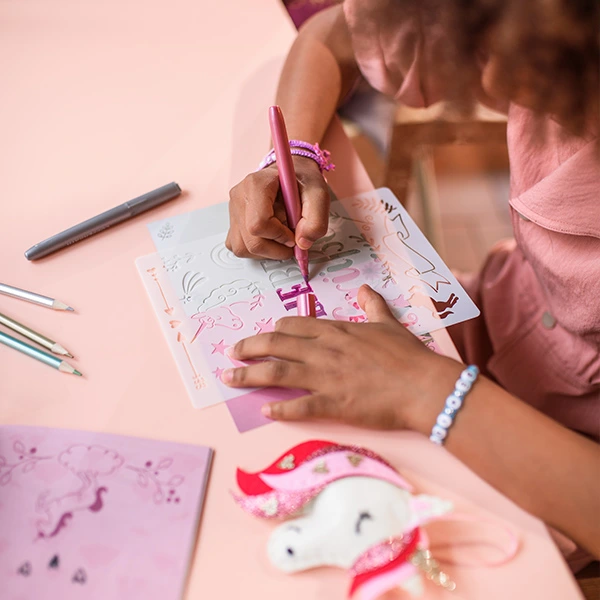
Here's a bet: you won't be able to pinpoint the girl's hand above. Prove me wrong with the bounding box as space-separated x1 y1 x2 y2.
226 156 331 260
222 285 463 430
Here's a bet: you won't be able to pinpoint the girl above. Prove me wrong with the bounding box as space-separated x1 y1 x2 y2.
224 0 600 565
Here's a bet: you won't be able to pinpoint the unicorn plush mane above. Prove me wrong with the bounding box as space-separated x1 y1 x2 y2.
234 440 451 599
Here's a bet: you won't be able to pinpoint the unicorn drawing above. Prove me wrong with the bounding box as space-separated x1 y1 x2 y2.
234 440 458 599
190 305 244 343
35 445 124 540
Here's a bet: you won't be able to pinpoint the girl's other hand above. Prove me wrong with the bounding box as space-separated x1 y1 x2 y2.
223 285 462 430
226 156 330 260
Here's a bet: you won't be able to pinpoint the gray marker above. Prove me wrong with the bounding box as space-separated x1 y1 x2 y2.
25 182 182 260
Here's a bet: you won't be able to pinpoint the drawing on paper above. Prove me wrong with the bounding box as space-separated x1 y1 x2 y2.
2 425 214 600
0 440 188 542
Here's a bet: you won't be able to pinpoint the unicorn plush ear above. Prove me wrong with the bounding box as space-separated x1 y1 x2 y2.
408 494 453 526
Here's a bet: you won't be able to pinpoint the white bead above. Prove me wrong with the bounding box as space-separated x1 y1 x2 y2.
436 413 452 428
462 366 479 382
455 379 471 393
446 395 463 410
432 425 447 439
429 434 443 445
541 311 556 329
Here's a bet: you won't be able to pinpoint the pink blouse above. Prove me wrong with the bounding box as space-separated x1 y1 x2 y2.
344 0 599 568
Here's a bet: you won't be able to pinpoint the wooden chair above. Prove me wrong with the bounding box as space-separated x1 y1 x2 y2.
576 561 600 600
384 102 508 254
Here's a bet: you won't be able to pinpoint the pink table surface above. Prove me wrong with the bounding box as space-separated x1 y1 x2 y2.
0 1 581 598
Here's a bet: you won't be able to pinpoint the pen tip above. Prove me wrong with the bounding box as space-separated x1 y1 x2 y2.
73 370 82 377
66 307 75 312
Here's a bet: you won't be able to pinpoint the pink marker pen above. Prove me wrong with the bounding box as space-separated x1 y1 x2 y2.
297 292 317 317
268 106 310 283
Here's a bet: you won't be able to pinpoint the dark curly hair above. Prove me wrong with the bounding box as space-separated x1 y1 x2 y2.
447 0 599 137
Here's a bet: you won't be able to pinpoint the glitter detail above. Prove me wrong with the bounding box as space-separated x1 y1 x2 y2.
278 454 295 470
347 454 363 467
232 487 326 519
350 530 418 576
312 461 329 474
260 496 279 517
305 444 396 471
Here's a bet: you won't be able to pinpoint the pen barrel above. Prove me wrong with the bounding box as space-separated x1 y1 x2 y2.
0 313 54 351
0 331 61 369
126 182 182 213
25 182 182 260
269 107 302 230
0 283 53 307
297 292 316 317
26 207 131 259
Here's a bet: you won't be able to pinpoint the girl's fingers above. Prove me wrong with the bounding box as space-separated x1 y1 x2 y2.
262 393 334 422
357 285 397 325
295 184 331 250
239 227 295 260
244 170 296 247
221 359 313 390
231 332 314 361
275 315 348 336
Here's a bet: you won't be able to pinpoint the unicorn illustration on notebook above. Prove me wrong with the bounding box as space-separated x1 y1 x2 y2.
234 440 519 599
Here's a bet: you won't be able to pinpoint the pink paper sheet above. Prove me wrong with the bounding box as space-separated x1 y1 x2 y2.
0 425 212 600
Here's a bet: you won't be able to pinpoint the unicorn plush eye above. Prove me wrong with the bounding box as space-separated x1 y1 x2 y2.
355 511 372 534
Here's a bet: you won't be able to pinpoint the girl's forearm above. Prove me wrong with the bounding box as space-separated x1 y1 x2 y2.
275 5 359 144
408 361 600 557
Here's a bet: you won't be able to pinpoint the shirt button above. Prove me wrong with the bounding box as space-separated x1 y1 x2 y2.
542 311 556 329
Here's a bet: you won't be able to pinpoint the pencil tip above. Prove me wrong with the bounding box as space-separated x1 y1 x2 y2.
66 307 75 312
73 370 82 376
66 353 74 359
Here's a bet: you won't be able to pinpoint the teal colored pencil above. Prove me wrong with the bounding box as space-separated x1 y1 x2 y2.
0 330 81 376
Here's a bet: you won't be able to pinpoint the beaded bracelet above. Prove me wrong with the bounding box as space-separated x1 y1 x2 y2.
429 365 479 446
258 140 335 173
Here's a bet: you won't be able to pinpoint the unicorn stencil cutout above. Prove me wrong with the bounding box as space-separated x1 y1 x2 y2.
407 286 459 320
235 441 457 599
190 305 244 343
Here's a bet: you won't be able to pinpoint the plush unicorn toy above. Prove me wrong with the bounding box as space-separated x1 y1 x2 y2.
234 440 458 600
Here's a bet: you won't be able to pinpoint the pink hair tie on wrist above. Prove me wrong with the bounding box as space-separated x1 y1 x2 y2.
258 140 335 174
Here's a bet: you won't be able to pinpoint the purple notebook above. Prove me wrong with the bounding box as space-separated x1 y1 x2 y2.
0 425 212 600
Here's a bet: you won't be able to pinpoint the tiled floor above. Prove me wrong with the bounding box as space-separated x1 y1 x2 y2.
432 171 513 273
